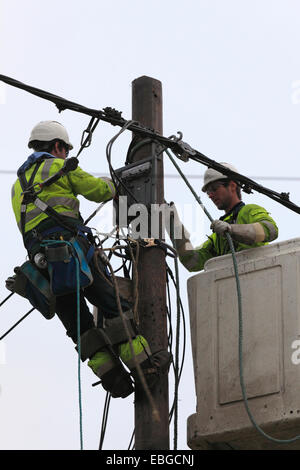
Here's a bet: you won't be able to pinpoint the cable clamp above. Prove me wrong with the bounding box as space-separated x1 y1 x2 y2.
103 106 123 124
169 132 196 162
280 192 290 201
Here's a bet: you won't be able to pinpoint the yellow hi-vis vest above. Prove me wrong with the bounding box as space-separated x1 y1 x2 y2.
11 155 115 234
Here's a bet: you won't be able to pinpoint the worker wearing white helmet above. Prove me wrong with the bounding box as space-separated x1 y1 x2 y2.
166 162 279 272
28 120 74 151
10 120 171 399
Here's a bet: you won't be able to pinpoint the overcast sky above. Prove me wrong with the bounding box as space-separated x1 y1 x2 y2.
1 0 300 450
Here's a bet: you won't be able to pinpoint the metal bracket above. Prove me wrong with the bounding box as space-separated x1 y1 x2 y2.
119 161 151 181
168 132 196 162
103 106 123 122
175 140 196 161
280 192 290 201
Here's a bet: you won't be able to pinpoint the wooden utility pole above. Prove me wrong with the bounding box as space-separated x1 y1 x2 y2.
131 76 169 449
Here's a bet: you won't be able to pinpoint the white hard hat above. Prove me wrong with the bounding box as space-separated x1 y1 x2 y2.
28 121 73 149
202 162 238 192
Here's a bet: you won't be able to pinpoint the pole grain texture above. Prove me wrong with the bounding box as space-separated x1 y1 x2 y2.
131 76 169 450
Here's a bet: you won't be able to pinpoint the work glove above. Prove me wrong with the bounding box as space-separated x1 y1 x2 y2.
210 220 231 236
211 219 268 245
164 202 194 256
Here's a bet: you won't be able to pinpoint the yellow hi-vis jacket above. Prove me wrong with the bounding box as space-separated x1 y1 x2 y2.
180 202 279 272
11 153 115 235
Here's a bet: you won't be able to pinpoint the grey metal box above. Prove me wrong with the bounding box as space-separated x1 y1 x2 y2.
187 238 300 450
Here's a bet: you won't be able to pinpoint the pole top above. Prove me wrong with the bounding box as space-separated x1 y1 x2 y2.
132 75 162 86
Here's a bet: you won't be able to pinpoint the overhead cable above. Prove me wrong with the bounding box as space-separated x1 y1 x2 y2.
1 74 300 214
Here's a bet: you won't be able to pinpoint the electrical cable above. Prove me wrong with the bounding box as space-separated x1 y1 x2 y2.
94 233 158 450
99 391 112 450
124 251 187 451
166 264 187 383
166 278 174 358
3 74 299 213
106 121 140 204
105 254 160 422
0 307 35 341
128 429 135 450
0 292 14 307
166 265 187 429
166 148 213 223
169 215 181 451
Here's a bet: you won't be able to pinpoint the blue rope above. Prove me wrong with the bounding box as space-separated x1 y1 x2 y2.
41 239 84 449
75 252 83 450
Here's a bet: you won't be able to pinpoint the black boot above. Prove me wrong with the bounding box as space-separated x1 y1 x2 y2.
101 365 134 398
131 350 172 390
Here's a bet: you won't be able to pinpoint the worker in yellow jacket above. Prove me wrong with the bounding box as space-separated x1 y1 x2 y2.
166 162 278 271
11 120 170 398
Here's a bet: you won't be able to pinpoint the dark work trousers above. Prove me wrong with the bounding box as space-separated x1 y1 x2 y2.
55 254 132 344
31 233 132 344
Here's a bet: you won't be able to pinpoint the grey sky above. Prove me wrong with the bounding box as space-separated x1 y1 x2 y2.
1 0 300 450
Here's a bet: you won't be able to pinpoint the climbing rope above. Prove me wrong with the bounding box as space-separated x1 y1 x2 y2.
227 233 300 444
167 147 300 445
40 239 84 450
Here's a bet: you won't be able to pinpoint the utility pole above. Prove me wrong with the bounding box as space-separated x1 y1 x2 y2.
131 76 169 449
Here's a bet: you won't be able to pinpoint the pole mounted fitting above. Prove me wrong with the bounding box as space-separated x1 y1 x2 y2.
169 132 196 162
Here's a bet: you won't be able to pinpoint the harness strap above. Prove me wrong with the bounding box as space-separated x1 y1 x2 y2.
220 201 245 224
19 161 44 238
32 196 78 234
18 158 84 241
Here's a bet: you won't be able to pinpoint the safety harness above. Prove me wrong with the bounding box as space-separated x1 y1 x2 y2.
18 154 83 243
8 155 96 316
9 154 140 362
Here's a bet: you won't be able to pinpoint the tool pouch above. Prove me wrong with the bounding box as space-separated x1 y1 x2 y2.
5 261 56 320
43 237 94 296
